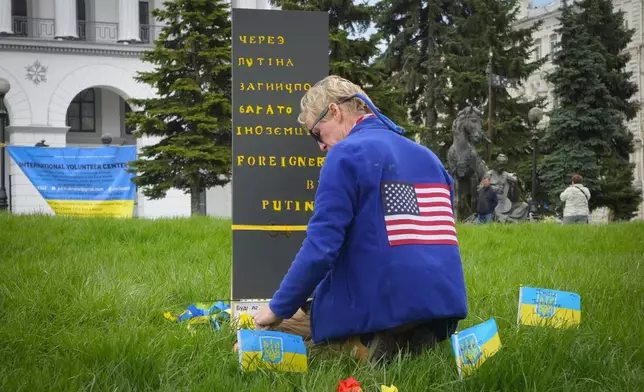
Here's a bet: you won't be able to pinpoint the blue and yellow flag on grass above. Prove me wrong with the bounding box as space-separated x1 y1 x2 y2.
451 318 502 378
237 329 308 373
517 286 581 328
163 301 231 330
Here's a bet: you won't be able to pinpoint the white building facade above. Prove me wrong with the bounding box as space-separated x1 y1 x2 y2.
0 0 270 218
514 0 644 219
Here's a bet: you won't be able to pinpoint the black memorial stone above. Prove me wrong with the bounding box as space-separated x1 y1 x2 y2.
231 9 329 300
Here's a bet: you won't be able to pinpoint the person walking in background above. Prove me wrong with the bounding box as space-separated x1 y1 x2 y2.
559 174 591 224
476 175 498 224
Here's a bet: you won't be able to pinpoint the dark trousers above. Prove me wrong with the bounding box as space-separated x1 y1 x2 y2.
275 302 458 360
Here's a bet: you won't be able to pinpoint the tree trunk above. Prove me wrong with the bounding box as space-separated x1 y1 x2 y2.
190 41 202 217
190 173 201 216
487 49 494 163
425 8 435 131
190 190 201 216
423 1 436 149
487 89 495 163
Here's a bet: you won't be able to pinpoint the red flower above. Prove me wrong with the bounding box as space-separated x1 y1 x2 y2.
337 377 363 392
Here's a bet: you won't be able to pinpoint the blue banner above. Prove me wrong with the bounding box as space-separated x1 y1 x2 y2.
7 146 137 217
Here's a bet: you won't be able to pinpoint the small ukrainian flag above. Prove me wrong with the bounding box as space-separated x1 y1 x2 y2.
236 329 308 373
163 301 231 330
517 286 581 328
451 318 502 378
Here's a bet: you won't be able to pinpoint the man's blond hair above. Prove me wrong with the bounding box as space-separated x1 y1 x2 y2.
297 75 373 126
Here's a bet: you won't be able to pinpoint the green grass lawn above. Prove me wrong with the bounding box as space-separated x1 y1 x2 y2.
1 213 643 391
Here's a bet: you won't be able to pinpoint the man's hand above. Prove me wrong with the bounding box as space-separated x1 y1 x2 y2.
254 304 283 330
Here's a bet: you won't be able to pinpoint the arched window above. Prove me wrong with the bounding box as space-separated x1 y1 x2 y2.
534 38 542 61
66 88 95 132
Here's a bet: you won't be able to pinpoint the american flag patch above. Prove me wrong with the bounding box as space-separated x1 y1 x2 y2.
381 182 458 246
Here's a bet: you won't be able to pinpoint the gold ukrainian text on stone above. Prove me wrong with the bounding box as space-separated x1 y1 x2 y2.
238 35 285 45
306 180 319 190
239 105 293 115
239 82 312 93
235 126 308 136
237 57 295 67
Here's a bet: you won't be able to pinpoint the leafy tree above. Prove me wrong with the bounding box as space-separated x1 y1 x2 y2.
540 0 641 219
268 0 414 137
126 0 232 215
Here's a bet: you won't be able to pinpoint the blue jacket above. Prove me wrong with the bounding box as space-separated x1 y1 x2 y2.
269 117 468 344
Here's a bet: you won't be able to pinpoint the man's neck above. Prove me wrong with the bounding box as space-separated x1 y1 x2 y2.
355 113 376 124
344 113 374 135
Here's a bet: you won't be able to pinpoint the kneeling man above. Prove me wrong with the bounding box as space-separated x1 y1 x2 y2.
253 76 468 363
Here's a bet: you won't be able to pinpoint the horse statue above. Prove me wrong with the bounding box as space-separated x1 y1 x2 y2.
446 104 489 221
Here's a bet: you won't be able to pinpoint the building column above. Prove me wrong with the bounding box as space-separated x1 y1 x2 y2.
0 0 13 35
634 138 644 219
54 0 78 39
118 0 140 43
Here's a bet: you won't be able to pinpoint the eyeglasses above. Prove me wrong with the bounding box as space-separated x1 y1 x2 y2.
307 96 356 144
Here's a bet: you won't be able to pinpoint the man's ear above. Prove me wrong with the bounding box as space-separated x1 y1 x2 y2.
330 103 342 121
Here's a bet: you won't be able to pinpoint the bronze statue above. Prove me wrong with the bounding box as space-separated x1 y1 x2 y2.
486 154 530 223
447 105 489 221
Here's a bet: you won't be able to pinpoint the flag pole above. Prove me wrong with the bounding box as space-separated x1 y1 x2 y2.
452 330 463 380
517 284 523 327
486 47 494 163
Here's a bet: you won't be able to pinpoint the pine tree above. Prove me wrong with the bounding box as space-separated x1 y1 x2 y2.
441 0 546 177
375 0 458 148
125 0 232 215
540 0 641 220
580 0 641 219
267 0 413 136
598 156 641 220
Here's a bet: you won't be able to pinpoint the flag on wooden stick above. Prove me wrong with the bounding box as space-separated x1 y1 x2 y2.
451 318 502 378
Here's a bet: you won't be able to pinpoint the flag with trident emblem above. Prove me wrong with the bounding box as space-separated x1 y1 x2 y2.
451 318 502 379
236 329 308 373
517 286 581 328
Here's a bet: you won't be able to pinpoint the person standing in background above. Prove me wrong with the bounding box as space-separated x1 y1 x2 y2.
476 175 498 224
559 174 591 224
